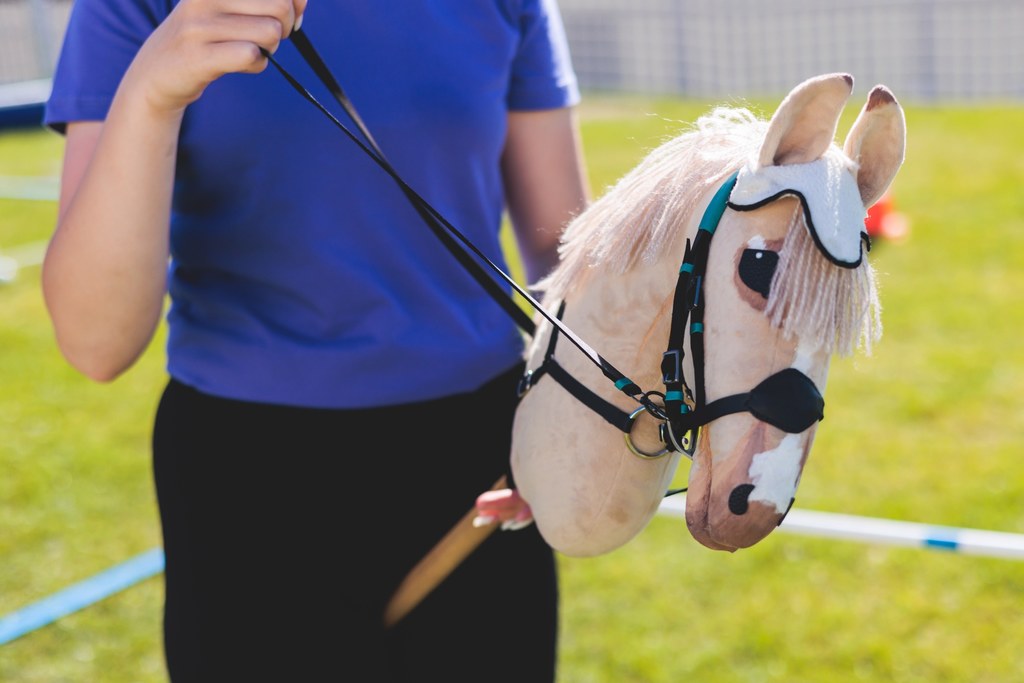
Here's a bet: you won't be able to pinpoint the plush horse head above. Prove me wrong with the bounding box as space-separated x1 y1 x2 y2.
510 73 906 556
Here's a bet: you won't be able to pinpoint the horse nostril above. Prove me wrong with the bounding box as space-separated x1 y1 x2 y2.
728 484 755 515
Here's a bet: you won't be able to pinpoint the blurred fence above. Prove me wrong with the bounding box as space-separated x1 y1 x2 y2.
2 0 1023 101
559 0 1024 100
0 0 68 85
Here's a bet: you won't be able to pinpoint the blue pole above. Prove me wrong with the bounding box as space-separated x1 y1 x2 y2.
0 548 164 646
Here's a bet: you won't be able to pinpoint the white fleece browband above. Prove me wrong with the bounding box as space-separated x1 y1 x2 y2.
728 155 867 267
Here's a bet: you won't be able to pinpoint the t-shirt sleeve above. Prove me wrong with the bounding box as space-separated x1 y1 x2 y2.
44 0 165 133
507 0 581 111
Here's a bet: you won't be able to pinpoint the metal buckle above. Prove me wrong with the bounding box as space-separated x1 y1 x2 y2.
661 350 682 384
516 369 534 398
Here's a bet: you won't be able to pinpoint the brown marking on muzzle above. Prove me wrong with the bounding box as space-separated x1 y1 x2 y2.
685 420 798 551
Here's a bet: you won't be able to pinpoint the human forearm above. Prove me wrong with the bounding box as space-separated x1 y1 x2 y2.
42 91 181 381
502 108 590 285
43 0 307 381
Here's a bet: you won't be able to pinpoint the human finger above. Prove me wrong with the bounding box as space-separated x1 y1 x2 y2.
290 0 308 34
214 0 296 40
472 514 498 528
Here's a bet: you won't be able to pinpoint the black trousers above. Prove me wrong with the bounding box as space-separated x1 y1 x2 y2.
152 363 558 682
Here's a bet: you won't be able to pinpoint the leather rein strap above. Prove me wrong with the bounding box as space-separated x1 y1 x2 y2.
263 27 826 627
265 30 656 415
268 30 824 456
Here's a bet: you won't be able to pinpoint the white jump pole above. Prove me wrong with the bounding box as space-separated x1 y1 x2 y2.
4 503 1024 646
658 496 1024 560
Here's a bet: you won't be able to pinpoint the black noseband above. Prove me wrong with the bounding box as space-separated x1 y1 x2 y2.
667 367 824 437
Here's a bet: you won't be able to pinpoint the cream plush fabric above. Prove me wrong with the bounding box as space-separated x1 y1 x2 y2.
729 153 869 267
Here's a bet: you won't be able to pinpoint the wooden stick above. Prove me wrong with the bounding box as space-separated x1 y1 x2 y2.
382 475 507 628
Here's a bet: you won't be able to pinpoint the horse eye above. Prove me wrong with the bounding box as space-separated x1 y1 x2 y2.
738 248 779 299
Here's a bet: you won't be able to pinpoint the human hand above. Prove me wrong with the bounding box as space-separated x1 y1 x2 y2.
473 487 534 531
124 0 308 115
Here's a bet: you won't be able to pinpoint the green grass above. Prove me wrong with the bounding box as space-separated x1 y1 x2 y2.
3 95 1024 682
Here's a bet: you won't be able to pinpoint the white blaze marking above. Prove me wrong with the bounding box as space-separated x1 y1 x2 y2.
748 433 803 513
791 339 819 375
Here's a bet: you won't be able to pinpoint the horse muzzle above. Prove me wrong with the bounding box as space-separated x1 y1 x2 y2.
684 419 813 551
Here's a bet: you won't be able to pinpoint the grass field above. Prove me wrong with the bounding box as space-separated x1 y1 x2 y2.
2 92 1024 682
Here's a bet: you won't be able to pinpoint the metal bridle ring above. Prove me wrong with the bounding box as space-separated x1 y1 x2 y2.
624 405 673 460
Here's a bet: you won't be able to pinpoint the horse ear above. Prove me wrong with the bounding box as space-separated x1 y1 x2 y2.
843 85 907 207
757 73 854 168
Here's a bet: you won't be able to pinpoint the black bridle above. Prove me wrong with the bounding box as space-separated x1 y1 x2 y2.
516 172 826 460
268 29 825 463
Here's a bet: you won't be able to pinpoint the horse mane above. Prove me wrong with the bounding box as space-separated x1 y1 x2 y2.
537 105 881 356
537 106 767 299
766 199 882 356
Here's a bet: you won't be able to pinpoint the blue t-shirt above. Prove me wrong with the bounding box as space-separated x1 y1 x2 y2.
45 0 580 408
